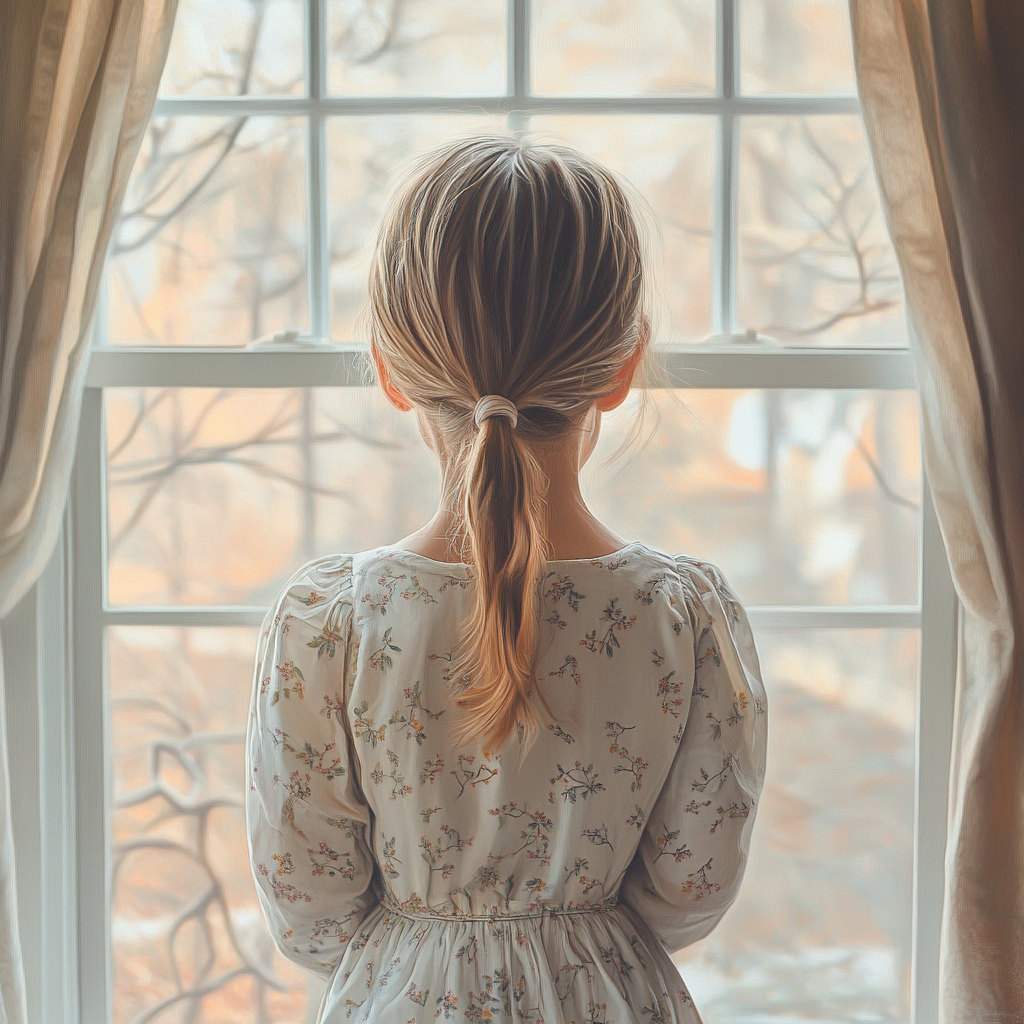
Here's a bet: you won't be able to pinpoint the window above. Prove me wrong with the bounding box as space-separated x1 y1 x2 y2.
48 2 957 1022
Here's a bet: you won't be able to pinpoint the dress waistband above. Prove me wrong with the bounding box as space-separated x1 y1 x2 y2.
380 894 621 923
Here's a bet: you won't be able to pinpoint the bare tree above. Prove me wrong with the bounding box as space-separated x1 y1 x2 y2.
106 7 418 1021
743 119 902 341
111 639 289 1024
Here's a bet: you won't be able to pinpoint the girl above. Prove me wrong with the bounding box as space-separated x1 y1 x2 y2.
246 136 767 1023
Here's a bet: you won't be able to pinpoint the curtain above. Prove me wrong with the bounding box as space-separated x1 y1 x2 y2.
849 1 1024 1018
0 1 177 1019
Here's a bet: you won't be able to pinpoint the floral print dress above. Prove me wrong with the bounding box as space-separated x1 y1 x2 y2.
246 541 767 1024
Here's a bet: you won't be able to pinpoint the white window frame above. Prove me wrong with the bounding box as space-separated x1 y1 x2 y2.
1 2 957 1022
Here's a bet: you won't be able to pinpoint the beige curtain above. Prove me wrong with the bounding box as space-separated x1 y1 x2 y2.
0 0 177 1019
850 1 1024 1019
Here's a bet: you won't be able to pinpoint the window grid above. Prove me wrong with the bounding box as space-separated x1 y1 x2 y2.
308 0 329 339
131 0 861 353
714 0 737 333
65 3 956 1023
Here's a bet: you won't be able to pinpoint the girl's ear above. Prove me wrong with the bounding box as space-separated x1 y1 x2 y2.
371 345 414 412
595 323 648 412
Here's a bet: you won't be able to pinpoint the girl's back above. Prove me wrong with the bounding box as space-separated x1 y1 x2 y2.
248 543 765 1021
246 135 768 1022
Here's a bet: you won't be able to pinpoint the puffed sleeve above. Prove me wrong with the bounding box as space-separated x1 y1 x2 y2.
622 559 768 953
246 555 378 974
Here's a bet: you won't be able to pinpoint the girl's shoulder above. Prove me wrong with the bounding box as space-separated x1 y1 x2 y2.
609 544 746 634
563 539 740 600
259 554 357 656
272 544 745 629
271 552 356 607
345 541 715 586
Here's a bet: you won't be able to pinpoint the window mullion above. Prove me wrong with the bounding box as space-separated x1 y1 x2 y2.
85 347 917 390
748 606 920 630
911 480 957 1022
101 607 269 627
308 0 329 340
100 605 921 630
508 0 531 133
713 0 740 337
717 0 738 100
150 95 859 117
35 529 79 1024
712 111 739 338
512 0 530 102
71 387 110 1024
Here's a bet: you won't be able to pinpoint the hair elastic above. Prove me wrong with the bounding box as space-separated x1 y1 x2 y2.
473 395 519 430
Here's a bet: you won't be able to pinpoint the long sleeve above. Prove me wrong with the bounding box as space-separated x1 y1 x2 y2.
246 555 378 975
622 559 769 953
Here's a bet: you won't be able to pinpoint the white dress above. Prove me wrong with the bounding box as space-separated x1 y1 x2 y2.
246 542 768 1024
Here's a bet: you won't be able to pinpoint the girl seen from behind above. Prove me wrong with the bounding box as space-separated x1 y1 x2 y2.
246 136 768 1023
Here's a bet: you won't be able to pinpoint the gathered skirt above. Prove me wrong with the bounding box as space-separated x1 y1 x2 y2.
318 898 700 1024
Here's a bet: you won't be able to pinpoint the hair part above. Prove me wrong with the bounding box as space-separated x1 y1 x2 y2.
367 135 648 754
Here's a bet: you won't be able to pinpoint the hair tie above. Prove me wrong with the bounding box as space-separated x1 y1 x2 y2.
473 395 518 430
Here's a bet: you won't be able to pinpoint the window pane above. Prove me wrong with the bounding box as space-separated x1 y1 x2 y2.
585 389 921 605
738 116 906 347
105 388 441 606
531 0 715 96
327 114 507 342
109 117 307 347
740 0 856 95
160 0 305 96
108 626 325 1022
676 628 916 1023
106 387 919 608
107 622 916 1024
530 115 715 345
327 0 506 96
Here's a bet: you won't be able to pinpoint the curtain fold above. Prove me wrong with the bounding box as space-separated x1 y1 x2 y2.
0 1 177 1019
850 1 1024 1018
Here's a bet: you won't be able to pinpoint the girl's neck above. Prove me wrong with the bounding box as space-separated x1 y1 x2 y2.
394 444 627 564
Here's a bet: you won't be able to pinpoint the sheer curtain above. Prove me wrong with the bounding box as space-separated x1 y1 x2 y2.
850 1 1024 1018
0 1 177 1020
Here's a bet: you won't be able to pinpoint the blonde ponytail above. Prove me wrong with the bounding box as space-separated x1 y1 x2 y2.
457 412 550 750
367 136 647 753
